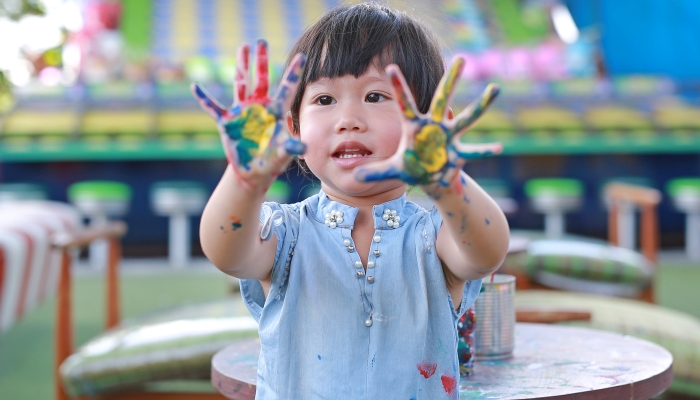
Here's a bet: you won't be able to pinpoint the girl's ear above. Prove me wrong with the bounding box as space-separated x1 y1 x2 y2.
286 112 304 159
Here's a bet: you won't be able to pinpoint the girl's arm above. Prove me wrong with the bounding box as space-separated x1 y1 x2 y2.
193 41 306 279
427 171 509 282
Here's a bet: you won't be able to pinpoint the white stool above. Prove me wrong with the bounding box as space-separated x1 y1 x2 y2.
68 181 131 270
150 181 208 268
667 178 700 260
524 178 584 239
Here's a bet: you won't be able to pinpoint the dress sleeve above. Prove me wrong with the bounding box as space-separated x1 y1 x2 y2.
239 202 298 322
428 206 484 319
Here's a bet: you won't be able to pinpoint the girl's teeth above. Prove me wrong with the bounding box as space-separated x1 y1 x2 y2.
338 153 367 158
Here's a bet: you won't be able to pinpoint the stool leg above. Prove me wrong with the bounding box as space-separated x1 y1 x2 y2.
169 213 190 268
544 211 565 239
617 202 636 250
687 212 700 261
89 214 108 270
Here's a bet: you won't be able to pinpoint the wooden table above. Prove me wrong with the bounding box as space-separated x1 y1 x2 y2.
211 323 673 399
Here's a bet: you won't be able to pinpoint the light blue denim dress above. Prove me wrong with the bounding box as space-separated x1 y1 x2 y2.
240 190 482 399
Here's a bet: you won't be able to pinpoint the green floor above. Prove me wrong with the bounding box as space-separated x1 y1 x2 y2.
0 262 698 400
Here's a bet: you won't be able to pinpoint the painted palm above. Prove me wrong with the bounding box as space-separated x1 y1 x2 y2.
191 41 306 186
355 57 501 187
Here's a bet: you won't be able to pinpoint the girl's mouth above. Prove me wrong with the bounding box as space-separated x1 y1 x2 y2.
332 142 373 168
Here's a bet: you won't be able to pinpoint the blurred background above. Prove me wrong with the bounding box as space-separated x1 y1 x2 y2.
2 0 700 255
2 1 700 399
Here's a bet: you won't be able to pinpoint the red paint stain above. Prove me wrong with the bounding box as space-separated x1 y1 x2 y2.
416 362 437 378
441 374 456 396
253 41 269 100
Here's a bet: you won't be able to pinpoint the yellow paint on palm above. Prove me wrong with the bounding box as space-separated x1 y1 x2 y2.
241 104 277 156
415 125 447 173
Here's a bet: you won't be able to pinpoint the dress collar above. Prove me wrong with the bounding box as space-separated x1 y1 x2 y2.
311 189 409 230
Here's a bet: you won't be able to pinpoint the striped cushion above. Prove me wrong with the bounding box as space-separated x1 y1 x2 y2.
523 239 654 297
60 299 257 397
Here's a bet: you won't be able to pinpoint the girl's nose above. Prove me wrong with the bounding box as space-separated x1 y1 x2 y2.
334 102 367 133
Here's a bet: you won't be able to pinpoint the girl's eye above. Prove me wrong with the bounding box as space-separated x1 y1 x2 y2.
317 95 335 106
366 92 387 103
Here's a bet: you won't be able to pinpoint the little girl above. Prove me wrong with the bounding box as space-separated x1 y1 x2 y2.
193 3 509 399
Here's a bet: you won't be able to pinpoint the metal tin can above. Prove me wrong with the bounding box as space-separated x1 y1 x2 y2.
475 274 516 360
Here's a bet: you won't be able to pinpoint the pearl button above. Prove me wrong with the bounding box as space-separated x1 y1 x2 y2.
343 239 351 246
374 249 380 257
329 221 336 228
347 246 355 252
365 318 373 327
356 271 364 278
373 235 381 243
367 261 375 268
367 276 375 283
354 260 362 268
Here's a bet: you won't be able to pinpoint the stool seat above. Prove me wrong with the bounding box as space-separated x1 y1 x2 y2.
667 178 700 211
525 178 583 211
68 181 132 217
524 178 584 239
265 180 291 203
667 178 700 260
0 183 48 202
151 181 207 216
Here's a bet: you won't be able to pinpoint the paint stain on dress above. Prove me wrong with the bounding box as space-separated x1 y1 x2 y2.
317 355 322 360
417 362 437 378
485 218 490 225
441 374 457 396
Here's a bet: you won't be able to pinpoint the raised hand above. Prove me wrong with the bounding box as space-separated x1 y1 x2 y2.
191 40 306 191
355 56 501 187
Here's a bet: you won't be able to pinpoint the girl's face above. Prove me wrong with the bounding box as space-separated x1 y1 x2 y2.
292 64 407 201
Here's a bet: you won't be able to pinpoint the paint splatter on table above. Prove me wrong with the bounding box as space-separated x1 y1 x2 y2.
211 323 672 400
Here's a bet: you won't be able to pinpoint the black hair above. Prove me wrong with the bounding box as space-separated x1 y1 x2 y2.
285 2 445 135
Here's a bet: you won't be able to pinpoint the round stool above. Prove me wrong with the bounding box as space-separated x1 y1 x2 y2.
600 177 654 250
667 178 700 260
68 181 132 269
524 178 584 239
265 180 291 203
0 183 48 202
150 181 208 268
477 178 518 214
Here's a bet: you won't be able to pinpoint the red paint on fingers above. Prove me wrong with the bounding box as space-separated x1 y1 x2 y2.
253 41 269 101
417 362 437 378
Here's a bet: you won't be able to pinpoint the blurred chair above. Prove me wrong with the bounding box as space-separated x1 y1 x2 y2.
524 178 583 238
150 181 208 268
599 177 655 250
1 110 77 143
81 110 153 142
584 105 653 133
67 181 132 270
265 180 291 203
666 178 700 260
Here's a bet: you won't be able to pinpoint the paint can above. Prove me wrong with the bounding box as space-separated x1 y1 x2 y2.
457 307 476 376
474 274 515 360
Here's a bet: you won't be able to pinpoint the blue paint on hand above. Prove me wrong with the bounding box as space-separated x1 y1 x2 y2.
284 138 307 155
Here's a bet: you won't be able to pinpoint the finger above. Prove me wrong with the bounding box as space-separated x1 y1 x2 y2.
191 83 227 120
386 64 420 120
252 40 270 102
269 53 307 118
453 83 500 134
234 43 251 106
451 140 502 160
429 56 465 123
354 157 403 182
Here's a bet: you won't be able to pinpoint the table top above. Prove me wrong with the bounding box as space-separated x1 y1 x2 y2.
211 323 673 400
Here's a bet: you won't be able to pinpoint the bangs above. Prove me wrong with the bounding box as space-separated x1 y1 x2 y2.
286 2 445 133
